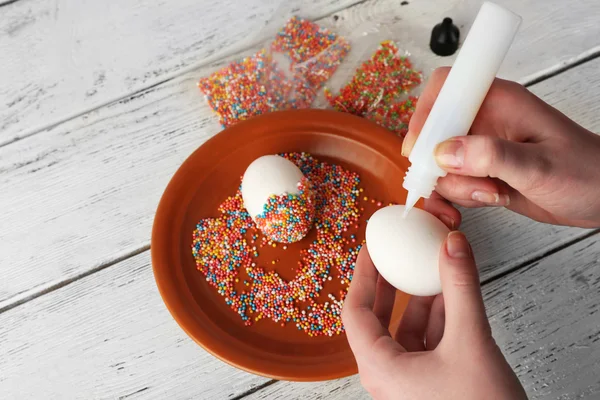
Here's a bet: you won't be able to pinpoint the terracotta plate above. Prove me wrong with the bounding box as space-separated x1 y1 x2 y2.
151 109 414 381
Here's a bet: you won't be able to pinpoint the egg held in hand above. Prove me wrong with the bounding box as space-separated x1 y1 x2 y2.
241 155 316 243
366 205 450 296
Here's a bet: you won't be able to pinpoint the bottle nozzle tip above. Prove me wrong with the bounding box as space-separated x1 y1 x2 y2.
403 191 420 218
402 207 411 219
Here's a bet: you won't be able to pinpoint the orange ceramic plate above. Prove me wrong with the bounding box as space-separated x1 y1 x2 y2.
151 109 413 381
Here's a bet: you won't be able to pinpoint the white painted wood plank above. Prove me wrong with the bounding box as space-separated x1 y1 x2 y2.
1 0 599 309
0 0 362 145
0 251 269 400
2 0 599 145
243 234 600 400
485 237 600 399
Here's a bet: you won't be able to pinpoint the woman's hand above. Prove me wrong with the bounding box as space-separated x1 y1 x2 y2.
403 67 600 228
342 231 527 400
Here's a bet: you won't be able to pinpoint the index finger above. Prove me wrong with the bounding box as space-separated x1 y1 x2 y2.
342 247 403 363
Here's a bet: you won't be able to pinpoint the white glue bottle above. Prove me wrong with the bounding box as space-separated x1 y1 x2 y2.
402 2 522 217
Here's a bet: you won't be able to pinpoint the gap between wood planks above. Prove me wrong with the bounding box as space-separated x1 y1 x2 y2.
0 0 20 8
480 229 600 286
230 381 279 400
0 244 149 314
0 0 368 148
524 46 600 87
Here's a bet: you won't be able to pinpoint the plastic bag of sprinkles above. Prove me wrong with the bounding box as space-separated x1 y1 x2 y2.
321 36 424 137
197 13 354 128
314 14 454 137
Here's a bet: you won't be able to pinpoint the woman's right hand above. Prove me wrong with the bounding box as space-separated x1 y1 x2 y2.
403 67 600 228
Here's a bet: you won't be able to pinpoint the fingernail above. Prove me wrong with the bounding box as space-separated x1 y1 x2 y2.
435 140 464 168
439 214 455 230
446 231 471 259
471 191 510 206
401 134 414 157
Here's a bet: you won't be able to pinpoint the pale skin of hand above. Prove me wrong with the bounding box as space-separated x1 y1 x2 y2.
342 232 527 400
403 67 600 228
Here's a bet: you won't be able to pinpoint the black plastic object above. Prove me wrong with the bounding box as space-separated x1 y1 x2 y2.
430 18 460 56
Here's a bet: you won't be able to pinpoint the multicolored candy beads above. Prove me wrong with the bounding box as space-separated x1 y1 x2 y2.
255 177 315 243
191 153 373 337
198 49 291 127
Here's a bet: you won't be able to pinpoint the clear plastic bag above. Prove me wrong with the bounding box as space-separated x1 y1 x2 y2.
317 23 424 136
198 14 353 127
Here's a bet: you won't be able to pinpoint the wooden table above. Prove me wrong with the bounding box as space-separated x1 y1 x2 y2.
1 0 599 398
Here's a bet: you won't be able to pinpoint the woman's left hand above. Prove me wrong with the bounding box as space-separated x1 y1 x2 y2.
342 230 527 400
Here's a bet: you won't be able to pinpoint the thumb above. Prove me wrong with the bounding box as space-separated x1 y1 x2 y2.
439 231 491 343
434 135 549 192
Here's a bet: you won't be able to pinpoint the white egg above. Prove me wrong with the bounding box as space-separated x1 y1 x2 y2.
365 205 450 296
241 155 315 243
